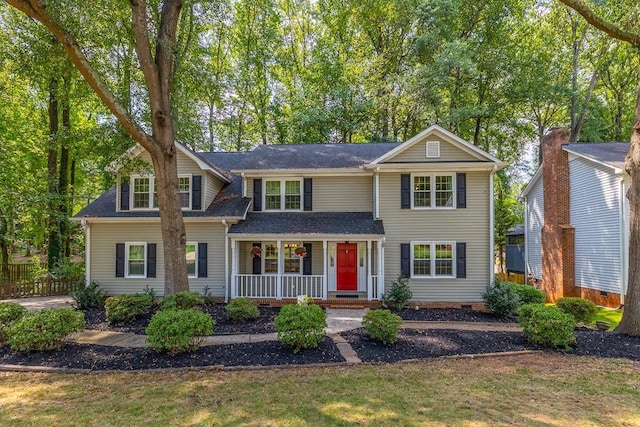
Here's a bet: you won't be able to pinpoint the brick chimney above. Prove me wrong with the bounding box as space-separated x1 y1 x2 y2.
540 129 575 301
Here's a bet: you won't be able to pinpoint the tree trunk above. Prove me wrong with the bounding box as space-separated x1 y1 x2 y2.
47 74 61 271
0 214 9 281
616 57 640 335
59 73 71 259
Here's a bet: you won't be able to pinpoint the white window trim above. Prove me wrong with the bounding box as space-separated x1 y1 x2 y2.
263 178 303 212
129 174 192 211
410 241 456 279
283 242 304 275
426 140 440 158
125 242 147 278
186 241 198 279
410 173 456 210
262 242 279 274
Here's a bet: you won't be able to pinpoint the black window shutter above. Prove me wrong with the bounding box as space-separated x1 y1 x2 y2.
456 173 466 208
303 178 313 211
456 242 467 278
400 243 410 277
192 175 202 210
120 180 130 211
147 243 157 278
253 179 262 211
401 174 411 209
115 243 125 277
252 242 262 274
198 242 208 278
303 243 312 275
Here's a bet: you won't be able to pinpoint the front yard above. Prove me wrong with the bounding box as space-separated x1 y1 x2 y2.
1 353 639 426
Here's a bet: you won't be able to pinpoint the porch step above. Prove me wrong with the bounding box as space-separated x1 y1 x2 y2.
327 304 367 309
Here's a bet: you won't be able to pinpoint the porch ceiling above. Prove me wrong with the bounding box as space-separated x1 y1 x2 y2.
228 212 384 236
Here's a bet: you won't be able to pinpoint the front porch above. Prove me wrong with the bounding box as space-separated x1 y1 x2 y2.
230 239 384 301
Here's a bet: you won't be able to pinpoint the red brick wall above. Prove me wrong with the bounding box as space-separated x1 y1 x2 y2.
575 287 621 308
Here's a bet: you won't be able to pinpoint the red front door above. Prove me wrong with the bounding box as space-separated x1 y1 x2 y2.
337 243 358 291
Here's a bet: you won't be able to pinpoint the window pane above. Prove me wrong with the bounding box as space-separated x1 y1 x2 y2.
264 244 278 273
128 244 145 276
413 176 430 207
185 244 196 276
435 244 453 276
435 176 453 207
284 181 301 210
413 244 431 276
283 243 301 273
265 181 281 210
179 177 190 208
133 177 150 208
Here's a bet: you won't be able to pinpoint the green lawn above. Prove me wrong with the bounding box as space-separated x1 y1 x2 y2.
1 353 639 426
590 307 623 329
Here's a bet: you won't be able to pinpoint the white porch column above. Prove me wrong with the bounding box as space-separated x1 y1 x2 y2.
367 240 373 300
231 240 238 299
323 240 328 300
377 238 384 299
84 221 90 286
277 240 282 300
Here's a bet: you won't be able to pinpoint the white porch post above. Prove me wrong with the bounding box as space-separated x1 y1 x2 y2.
231 240 238 299
367 240 372 300
377 238 384 299
276 240 282 300
323 240 328 300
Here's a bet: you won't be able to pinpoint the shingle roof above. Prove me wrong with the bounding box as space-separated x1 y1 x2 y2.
228 212 385 235
563 142 629 170
201 143 400 170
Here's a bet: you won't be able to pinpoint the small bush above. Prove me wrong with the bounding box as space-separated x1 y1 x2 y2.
362 309 403 345
7 308 84 351
160 291 204 310
518 303 576 349
275 303 327 353
511 283 546 305
483 279 522 318
557 297 598 324
105 294 153 323
146 309 214 353
381 275 413 311
226 298 259 322
70 280 105 310
0 302 28 344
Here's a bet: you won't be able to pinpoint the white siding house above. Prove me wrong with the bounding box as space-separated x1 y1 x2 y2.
522 168 544 281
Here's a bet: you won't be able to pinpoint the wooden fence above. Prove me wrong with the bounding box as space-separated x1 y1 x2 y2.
1 263 33 284
0 277 79 299
496 272 526 285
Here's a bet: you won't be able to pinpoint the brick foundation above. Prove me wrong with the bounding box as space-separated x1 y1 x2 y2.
575 287 622 308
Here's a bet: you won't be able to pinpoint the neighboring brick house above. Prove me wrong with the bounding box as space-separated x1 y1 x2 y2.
521 129 629 307
73 125 506 305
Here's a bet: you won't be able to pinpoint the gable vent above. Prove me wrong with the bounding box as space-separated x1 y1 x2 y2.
426 141 440 158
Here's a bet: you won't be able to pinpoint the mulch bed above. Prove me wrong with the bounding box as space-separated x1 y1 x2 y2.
397 308 518 323
1 307 639 371
83 304 279 335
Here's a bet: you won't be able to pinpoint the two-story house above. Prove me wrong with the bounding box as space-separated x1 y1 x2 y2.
73 125 506 306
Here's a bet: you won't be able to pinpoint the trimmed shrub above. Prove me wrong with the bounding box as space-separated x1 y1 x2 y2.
0 302 28 344
275 303 327 353
511 283 546 305
483 279 522 318
146 309 214 353
160 291 204 310
518 303 576 349
381 275 413 311
7 308 84 351
556 297 598 324
105 294 153 323
226 298 259 322
70 280 105 310
362 309 403 345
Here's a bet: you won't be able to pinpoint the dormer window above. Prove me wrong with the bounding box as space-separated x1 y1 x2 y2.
129 174 191 210
264 179 302 211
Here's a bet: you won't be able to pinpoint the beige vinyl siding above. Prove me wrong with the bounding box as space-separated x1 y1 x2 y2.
386 137 479 163
378 171 491 302
89 221 227 297
204 174 225 208
137 150 203 176
246 175 372 212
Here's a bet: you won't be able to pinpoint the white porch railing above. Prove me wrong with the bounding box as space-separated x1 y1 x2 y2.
233 274 325 300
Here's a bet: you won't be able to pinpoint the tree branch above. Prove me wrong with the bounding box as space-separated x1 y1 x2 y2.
558 0 640 49
4 0 156 151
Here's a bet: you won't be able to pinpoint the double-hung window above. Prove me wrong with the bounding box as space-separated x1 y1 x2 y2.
412 174 454 208
126 242 146 278
411 242 454 278
264 179 302 211
264 243 278 273
130 175 191 210
283 242 302 274
185 242 197 278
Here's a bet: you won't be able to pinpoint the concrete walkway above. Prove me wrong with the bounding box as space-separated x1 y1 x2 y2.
3 295 73 311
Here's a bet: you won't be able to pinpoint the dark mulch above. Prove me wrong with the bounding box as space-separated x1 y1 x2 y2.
397 307 517 323
0 340 343 371
83 304 278 335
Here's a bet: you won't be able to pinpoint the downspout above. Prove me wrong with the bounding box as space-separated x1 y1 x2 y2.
241 172 246 198
619 177 627 305
83 220 90 285
489 165 497 284
222 219 229 303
